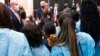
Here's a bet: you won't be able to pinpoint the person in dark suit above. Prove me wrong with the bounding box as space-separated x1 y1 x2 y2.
6 0 23 32
36 1 46 19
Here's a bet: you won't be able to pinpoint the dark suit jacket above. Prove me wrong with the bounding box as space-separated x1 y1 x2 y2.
36 8 44 19
5 5 23 32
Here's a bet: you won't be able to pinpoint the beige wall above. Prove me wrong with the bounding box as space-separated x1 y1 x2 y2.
0 0 5 3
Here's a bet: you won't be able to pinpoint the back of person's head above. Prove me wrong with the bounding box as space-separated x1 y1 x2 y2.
58 13 72 27
22 23 42 47
0 2 14 29
71 11 79 22
80 1 98 17
80 1 100 43
57 17 78 56
19 6 26 19
43 22 56 37
20 11 26 19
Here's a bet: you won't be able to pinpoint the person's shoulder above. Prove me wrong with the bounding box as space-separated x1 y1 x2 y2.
51 45 62 52
77 32 92 40
76 32 95 46
51 45 70 56
51 46 61 56
42 44 50 51
77 32 95 56
31 45 50 56
10 30 25 37
9 30 27 45
36 8 42 11
77 32 92 39
32 44 49 51
41 45 50 55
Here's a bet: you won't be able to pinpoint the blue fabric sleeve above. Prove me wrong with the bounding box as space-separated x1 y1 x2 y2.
22 34 33 56
77 32 95 56
50 46 62 56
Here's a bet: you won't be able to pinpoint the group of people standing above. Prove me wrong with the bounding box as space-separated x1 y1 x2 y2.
0 0 100 56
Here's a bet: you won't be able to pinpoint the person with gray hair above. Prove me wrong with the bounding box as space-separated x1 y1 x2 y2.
36 1 46 19
6 0 23 32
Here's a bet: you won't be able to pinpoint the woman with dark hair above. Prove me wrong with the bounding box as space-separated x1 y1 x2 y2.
22 23 50 56
0 2 32 56
80 1 100 43
51 16 95 56
80 1 100 56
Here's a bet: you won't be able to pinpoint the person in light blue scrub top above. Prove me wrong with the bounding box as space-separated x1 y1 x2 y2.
51 16 95 56
0 2 32 56
79 1 100 56
22 23 50 56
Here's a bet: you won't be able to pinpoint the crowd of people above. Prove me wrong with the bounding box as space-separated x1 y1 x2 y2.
0 0 100 56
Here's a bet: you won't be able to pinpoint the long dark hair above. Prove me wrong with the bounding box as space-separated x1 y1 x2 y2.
80 1 100 43
57 16 79 56
0 2 14 29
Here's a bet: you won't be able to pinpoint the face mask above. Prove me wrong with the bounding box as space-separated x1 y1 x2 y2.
15 5 19 11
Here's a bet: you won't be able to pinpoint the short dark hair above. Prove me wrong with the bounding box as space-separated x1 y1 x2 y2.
20 10 26 19
22 23 42 47
0 2 14 29
58 14 72 27
71 11 79 22
43 22 56 36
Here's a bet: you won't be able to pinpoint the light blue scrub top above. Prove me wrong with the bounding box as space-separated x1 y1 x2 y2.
95 40 100 56
31 44 50 56
0 28 32 56
75 20 100 56
50 32 95 56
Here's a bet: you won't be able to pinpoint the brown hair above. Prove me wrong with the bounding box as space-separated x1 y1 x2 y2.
0 2 14 29
57 17 79 56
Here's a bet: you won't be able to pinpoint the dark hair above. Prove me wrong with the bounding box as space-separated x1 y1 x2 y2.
34 10 37 19
71 11 79 22
22 23 42 47
58 14 72 27
19 6 26 19
58 14 66 27
43 22 56 37
20 10 26 19
0 2 14 29
80 1 100 43
57 17 79 56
